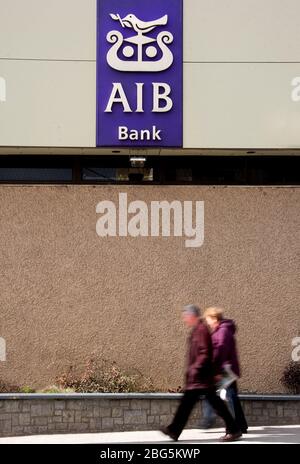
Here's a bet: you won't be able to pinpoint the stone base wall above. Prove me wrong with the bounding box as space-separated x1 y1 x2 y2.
0 394 299 437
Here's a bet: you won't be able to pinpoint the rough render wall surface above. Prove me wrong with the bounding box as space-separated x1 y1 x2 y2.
0 185 299 393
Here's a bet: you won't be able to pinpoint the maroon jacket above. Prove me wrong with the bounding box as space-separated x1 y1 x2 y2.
211 319 241 377
185 320 214 390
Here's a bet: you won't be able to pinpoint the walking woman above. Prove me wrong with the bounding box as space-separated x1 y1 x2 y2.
203 306 248 434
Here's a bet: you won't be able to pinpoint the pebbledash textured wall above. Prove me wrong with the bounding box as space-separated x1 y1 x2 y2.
0 185 299 393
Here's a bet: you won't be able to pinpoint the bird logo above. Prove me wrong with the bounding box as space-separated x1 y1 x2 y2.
122 14 168 35
107 13 174 72
110 13 168 35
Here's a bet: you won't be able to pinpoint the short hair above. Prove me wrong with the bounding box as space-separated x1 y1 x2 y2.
182 304 201 317
203 306 224 321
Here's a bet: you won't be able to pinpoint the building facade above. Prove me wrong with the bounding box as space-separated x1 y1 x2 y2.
0 0 299 393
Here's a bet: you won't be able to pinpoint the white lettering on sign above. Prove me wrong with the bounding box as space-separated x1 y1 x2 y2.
291 77 300 102
0 77 6 102
136 83 144 113
152 83 173 112
105 82 173 113
105 83 132 112
118 125 162 141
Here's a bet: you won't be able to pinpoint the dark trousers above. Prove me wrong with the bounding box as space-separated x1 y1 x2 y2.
230 382 248 432
168 388 240 438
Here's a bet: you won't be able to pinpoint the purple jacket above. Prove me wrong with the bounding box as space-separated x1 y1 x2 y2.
211 319 241 377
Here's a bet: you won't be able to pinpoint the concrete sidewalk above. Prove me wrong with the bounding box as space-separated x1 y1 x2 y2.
0 425 299 444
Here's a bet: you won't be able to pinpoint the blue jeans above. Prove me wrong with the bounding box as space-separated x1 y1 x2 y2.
202 386 234 421
201 383 248 432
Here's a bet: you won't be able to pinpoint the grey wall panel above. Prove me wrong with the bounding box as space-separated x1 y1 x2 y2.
184 0 300 62
0 0 96 60
0 60 96 147
2 61 300 149
183 63 300 149
2 0 300 63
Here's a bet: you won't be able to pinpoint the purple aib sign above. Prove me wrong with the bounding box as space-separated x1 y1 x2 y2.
96 0 183 147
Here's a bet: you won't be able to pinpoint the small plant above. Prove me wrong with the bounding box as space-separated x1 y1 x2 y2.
0 381 21 393
280 361 300 394
168 385 183 393
20 386 36 393
37 385 75 394
56 357 155 393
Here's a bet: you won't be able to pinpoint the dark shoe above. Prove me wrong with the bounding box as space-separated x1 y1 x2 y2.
160 426 179 441
241 429 248 434
220 432 242 442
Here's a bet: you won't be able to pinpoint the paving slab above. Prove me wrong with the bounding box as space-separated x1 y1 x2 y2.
0 425 300 444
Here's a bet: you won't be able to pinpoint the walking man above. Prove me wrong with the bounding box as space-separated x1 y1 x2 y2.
160 304 242 442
